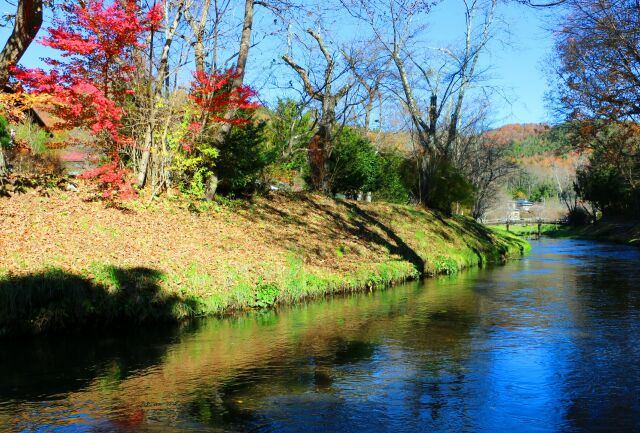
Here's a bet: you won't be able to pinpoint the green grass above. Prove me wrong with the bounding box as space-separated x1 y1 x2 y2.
0 200 529 337
543 221 640 246
491 223 561 238
14 122 50 154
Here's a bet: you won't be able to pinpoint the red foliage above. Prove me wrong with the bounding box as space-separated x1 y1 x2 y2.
13 0 162 145
180 70 260 153
189 70 259 125
12 0 162 198
79 158 137 200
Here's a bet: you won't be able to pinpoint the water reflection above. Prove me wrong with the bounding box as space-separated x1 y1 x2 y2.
1 239 640 432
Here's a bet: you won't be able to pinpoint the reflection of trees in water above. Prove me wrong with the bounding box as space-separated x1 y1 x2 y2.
0 322 188 430
185 272 490 430
2 270 489 430
8 242 639 431
559 244 640 431
0 324 185 401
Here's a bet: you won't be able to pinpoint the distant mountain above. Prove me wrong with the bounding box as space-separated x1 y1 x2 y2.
484 123 551 146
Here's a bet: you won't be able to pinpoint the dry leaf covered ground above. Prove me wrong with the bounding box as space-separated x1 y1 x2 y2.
0 185 528 335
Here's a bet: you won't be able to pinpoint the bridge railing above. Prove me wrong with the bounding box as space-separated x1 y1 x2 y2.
483 218 567 226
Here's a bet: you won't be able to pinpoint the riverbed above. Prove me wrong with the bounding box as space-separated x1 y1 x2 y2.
1 238 639 432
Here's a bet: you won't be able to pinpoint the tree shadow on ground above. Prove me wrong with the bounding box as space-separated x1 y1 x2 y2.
0 266 200 337
445 216 527 265
298 197 425 275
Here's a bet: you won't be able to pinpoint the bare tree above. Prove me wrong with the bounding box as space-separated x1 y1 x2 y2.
136 0 189 188
183 0 214 73
467 136 516 220
340 0 498 204
342 47 388 132
282 28 352 193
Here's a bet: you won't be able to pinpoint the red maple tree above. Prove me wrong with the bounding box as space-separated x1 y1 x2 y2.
189 70 258 126
13 0 163 198
181 69 259 153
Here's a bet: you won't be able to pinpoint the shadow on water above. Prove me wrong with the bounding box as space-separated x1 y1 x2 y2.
2 239 640 432
0 266 202 337
0 322 191 402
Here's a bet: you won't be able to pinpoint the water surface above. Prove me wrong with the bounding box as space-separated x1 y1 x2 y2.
2 239 640 432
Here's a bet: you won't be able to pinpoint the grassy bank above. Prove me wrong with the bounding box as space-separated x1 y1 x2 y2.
491 223 561 238
0 188 528 336
545 220 640 246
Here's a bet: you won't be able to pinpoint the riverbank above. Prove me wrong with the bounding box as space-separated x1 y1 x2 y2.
546 219 640 246
0 188 529 336
490 223 561 238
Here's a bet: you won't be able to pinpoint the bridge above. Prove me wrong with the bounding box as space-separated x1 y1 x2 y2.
483 218 568 226
482 218 568 238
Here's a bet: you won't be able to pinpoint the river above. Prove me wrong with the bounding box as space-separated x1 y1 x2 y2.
1 238 640 432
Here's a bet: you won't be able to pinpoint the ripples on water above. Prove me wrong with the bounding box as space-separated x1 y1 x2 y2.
1 239 640 432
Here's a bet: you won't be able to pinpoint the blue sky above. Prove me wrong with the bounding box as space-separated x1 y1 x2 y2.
0 0 558 127
425 1 558 126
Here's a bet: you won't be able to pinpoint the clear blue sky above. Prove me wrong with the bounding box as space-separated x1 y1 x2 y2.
425 1 558 126
0 0 557 127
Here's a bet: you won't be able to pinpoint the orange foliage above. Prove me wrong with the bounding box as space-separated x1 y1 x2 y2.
484 123 550 146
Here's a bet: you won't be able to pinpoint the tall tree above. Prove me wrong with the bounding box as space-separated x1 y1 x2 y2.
283 28 352 193
342 46 387 132
554 0 640 122
135 0 188 188
340 0 497 205
554 0 640 216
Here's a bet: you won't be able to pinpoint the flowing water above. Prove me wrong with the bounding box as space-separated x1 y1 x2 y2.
1 238 640 432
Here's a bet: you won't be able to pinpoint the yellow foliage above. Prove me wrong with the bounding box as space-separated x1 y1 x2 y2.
0 93 54 122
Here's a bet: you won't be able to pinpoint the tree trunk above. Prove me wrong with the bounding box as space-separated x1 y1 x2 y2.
419 153 429 205
307 96 335 194
185 0 211 73
0 0 43 87
0 146 7 176
204 0 254 199
136 2 184 188
234 0 253 85
307 127 331 194
194 41 205 73
364 98 373 133
135 123 154 187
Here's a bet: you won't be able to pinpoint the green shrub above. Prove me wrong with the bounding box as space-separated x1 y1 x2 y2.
215 120 271 196
0 115 10 149
325 127 379 196
321 127 412 203
424 158 474 214
374 152 412 203
254 282 280 308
